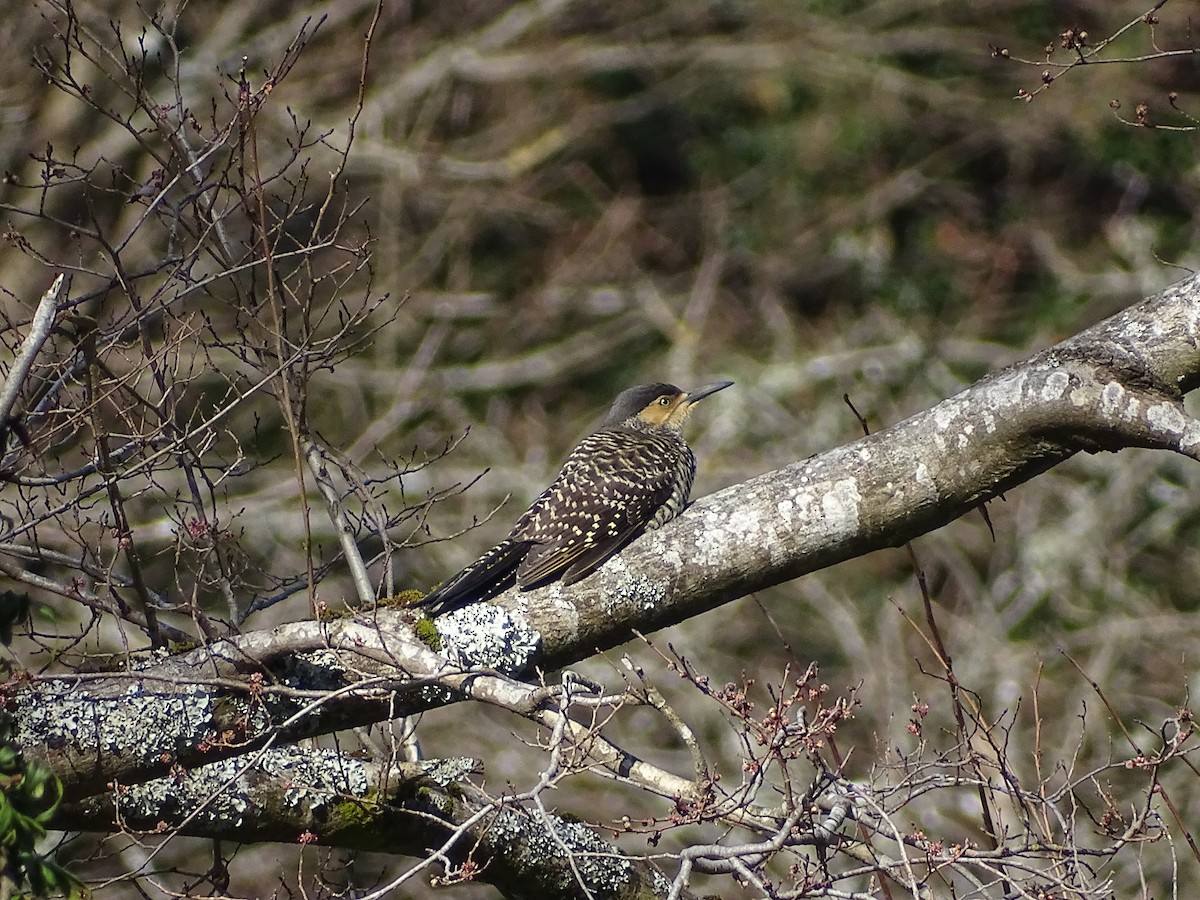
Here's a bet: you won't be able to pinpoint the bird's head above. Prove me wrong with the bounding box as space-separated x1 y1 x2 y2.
602 380 734 430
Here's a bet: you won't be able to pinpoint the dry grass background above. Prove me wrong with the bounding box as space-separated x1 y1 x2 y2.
3 0 1200 896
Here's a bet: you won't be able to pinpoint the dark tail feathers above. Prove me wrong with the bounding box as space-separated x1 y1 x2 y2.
418 539 530 616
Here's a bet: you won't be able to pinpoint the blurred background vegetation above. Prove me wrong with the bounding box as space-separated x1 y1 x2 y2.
3 0 1200 896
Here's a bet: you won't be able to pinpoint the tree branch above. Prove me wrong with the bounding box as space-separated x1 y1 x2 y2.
15 274 1200 810
63 746 690 900
0 274 65 433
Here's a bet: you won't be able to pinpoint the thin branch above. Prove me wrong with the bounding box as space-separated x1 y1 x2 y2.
304 440 376 606
0 274 65 429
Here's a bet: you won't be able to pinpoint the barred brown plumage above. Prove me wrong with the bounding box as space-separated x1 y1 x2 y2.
418 380 733 616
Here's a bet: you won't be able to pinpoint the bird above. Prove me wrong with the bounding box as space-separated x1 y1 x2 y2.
418 380 733 616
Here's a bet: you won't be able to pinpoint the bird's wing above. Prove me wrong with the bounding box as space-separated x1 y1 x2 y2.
511 431 676 589
514 503 659 589
558 523 644 585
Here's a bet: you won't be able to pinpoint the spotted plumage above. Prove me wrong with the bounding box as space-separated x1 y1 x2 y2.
419 380 733 615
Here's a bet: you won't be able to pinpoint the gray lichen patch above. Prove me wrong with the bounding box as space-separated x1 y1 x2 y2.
16 678 215 769
78 746 376 831
101 755 252 829
490 806 633 895
435 604 541 674
418 756 478 787
620 564 670 613
258 745 371 812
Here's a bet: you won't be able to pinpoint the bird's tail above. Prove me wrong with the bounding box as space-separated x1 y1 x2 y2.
418 539 529 616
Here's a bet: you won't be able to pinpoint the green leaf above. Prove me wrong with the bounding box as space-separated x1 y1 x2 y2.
0 746 20 775
0 804 15 846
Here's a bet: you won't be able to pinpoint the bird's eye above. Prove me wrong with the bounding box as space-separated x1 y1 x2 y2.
658 396 672 406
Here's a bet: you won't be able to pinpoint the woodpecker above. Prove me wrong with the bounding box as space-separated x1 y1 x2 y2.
419 380 733 615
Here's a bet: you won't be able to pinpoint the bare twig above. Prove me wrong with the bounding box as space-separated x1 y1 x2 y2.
0 274 65 429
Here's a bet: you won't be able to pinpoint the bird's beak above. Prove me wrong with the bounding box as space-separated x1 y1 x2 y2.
684 380 734 405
